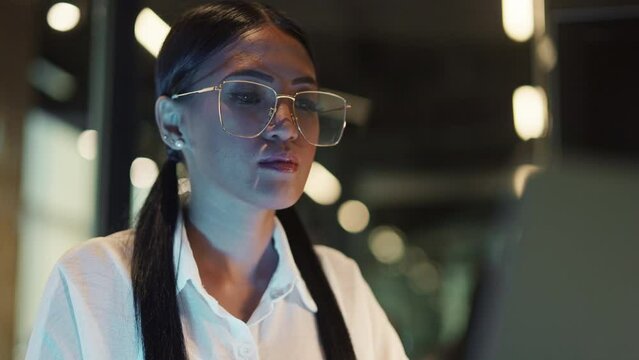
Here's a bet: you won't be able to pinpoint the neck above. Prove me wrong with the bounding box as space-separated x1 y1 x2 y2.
184 184 277 285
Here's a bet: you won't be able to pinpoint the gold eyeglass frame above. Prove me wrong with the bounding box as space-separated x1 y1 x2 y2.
171 79 351 147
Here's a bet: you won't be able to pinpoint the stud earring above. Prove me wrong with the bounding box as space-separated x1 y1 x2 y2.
174 139 185 149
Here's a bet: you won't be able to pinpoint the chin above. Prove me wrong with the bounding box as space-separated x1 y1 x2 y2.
253 188 303 210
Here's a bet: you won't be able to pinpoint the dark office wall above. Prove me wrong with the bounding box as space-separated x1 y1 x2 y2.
0 2 35 359
556 16 639 162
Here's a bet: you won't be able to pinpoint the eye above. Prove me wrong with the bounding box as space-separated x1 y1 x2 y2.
225 91 263 106
295 98 320 112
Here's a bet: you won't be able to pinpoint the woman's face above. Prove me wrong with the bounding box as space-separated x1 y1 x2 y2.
172 26 317 210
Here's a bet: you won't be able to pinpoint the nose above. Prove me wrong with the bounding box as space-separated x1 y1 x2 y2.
262 96 299 142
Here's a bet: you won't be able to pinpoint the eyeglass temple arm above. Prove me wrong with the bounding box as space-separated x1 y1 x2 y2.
316 104 352 113
170 85 220 100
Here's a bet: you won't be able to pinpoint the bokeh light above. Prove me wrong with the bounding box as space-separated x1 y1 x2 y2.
513 85 548 141
368 226 406 264
130 157 159 189
513 164 542 198
134 8 170 57
304 161 341 205
47 3 81 32
502 0 534 42
76 130 97 160
407 260 441 294
28 58 76 102
337 200 370 233
536 34 557 71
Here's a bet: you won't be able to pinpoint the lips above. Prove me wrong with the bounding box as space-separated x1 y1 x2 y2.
258 154 299 173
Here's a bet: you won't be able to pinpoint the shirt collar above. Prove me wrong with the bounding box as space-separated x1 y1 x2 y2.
172 210 318 313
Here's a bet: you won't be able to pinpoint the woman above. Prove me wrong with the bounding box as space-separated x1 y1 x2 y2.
26 2 407 359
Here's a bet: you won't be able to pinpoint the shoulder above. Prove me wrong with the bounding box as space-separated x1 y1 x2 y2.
312 244 367 313
55 229 135 285
312 244 409 360
313 244 359 277
60 229 134 265
26 229 141 359
312 244 368 298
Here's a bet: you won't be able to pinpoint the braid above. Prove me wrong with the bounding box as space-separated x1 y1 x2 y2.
277 207 357 360
132 156 187 360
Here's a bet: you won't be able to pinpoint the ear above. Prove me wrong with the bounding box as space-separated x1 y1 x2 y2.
155 96 186 150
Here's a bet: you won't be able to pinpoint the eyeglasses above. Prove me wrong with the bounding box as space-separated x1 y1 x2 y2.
171 80 351 147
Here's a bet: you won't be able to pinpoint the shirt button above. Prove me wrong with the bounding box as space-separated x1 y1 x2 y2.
237 344 252 359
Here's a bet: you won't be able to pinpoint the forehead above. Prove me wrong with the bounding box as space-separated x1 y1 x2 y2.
194 25 315 84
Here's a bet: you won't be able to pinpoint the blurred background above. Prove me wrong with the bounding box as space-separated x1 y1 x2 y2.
1 0 638 359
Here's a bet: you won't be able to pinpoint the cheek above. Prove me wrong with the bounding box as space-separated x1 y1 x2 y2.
184 104 217 145
183 112 238 175
208 136 256 178
185 102 246 160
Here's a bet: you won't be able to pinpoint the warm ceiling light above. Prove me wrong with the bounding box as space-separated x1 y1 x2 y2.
47 2 81 32
512 85 547 141
135 8 170 57
502 0 534 42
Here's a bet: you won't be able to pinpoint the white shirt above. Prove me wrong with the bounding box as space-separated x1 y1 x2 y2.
26 213 408 360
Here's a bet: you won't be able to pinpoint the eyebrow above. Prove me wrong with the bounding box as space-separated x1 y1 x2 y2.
292 76 317 86
225 69 317 86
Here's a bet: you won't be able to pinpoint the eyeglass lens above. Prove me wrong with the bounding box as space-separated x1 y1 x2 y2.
219 81 346 146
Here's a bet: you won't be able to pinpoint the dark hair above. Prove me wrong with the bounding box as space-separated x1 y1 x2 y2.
131 2 355 359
